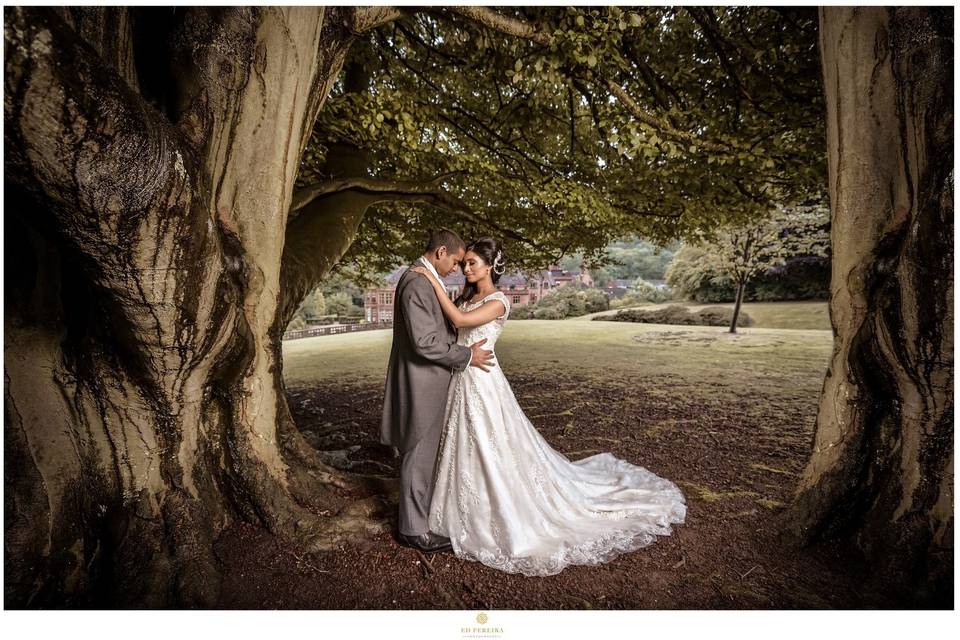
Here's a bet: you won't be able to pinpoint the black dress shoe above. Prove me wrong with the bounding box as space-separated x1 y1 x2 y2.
398 531 453 553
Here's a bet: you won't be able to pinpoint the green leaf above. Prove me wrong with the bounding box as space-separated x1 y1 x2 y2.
301 4 826 275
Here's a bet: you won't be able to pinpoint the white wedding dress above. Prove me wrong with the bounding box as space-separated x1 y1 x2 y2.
428 291 687 577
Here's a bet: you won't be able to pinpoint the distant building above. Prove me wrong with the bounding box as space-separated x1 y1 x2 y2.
604 278 633 299
646 278 670 291
495 273 537 307
364 289 394 323
364 266 461 323
363 263 592 322
364 268 401 323
542 266 594 290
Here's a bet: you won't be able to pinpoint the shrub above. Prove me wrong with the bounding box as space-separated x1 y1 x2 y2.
532 304 567 320
696 306 754 327
582 288 611 314
610 278 673 308
286 316 307 332
510 306 535 319
524 285 609 319
597 304 753 328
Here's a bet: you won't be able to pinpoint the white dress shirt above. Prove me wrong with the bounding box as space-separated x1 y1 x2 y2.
416 256 446 290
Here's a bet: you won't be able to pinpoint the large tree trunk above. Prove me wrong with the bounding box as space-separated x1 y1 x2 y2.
781 7 953 604
3 6 398 608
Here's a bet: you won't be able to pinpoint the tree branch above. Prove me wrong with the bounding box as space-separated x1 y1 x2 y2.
291 171 466 213
685 7 775 119
371 191 533 246
395 20 470 66
606 81 736 154
446 6 551 46
623 39 687 112
347 6 407 34
290 173 535 247
614 201 685 220
443 6 745 157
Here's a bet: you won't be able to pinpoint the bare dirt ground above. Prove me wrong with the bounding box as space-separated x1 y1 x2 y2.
214 342 906 609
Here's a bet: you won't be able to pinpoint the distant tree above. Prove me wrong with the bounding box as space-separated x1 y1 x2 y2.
607 243 677 281
286 316 307 332
581 288 611 314
325 292 362 318
750 256 830 301
665 246 829 303
318 271 366 307
670 204 830 332
303 290 327 321
564 239 679 288
664 244 727 300
558 254 583 272
285 288 328 332
708 204 829 333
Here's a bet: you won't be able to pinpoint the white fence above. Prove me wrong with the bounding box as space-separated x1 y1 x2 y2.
282 321 392 341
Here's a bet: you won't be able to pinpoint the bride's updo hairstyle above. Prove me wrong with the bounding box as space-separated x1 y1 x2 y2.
455 237 505 307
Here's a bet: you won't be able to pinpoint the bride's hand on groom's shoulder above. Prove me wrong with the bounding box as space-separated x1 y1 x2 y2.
410 266 429 276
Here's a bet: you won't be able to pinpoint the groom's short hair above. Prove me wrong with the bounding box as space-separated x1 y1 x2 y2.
425 228 465 254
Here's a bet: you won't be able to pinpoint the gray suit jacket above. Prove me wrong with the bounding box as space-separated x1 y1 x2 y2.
380 263 472 453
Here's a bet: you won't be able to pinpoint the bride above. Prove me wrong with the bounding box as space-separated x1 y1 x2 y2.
409 237 686 577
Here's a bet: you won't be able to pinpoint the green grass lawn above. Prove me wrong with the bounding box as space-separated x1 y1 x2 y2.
576 300 830 330
283 314 833 401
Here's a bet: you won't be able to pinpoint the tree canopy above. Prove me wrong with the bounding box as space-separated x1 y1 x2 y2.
294 6 826 284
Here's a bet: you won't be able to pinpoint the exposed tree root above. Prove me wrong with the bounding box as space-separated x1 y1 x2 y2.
297 496 394 553
161 491 223 608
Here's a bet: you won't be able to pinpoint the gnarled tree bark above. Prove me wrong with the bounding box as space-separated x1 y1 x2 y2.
780 6 953 605
3 6 398 608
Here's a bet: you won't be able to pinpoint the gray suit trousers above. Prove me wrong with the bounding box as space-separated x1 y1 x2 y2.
398 426 444 536
382 265 471 536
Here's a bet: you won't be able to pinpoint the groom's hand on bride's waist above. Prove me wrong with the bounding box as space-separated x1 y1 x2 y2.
469 338 495 372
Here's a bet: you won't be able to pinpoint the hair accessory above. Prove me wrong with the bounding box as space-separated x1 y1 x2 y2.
492 249 506 275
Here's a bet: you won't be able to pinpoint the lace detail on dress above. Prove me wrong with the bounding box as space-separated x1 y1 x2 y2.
427 289 686 577
456 291 510 354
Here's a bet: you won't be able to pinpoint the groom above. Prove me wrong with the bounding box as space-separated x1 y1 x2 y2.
380 228 495 553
